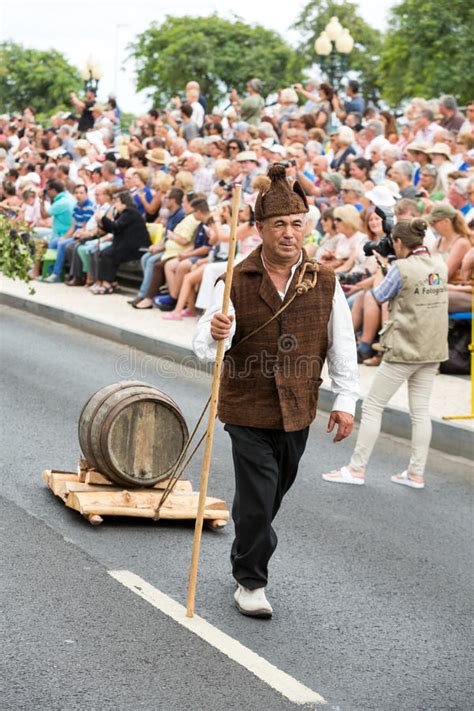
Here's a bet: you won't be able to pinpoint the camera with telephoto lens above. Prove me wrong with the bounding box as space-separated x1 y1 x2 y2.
363 206 396 259
338 269 371 285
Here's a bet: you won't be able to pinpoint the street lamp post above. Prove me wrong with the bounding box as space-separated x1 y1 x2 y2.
314 16 354 89
81 56 102 94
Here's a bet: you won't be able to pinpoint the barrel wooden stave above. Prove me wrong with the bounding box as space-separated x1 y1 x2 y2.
78 381 188 487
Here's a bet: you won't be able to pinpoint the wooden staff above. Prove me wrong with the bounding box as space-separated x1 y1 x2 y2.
186 183 242 617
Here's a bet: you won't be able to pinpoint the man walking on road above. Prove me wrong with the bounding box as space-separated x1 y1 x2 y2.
193 165 359 618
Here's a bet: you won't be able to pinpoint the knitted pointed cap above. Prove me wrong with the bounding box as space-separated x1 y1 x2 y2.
254 164 309 221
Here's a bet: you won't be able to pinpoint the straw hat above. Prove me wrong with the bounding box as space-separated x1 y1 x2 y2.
145 148 167 165
429 142 452 161
406 141 431 155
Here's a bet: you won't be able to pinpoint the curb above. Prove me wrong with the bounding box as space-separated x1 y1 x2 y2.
2 291 472 461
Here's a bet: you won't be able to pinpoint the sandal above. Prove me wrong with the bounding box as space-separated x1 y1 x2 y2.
92 285 115 295
180 309 197 318
322 465 365 485
390 471 424 489
162 312 182 321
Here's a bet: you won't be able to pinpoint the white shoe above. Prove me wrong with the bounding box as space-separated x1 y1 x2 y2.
322 465 365 485
234 584 273 618
390 470 425 489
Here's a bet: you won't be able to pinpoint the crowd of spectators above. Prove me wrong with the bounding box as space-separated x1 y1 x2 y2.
0 79 473 364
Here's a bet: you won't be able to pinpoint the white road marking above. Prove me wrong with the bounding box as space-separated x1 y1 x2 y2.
109 570 326 706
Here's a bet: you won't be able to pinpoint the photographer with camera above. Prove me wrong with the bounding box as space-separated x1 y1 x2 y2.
322 217 448 489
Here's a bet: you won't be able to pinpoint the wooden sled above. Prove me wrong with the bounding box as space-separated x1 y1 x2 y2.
43 468 229 528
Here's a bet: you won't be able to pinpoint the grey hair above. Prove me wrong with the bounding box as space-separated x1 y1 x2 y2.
341 178 365 196
440 95 458 111
393 160 413 179
366 119 385 136
420 108 435 122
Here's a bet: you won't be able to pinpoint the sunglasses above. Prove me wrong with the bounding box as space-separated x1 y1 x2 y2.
228 145 239 150
334 217 343 222
341 189 352 193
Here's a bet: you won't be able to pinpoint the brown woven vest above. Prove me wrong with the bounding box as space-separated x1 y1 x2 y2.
218 246 336 432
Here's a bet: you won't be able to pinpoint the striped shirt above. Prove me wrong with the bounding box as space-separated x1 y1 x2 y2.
73 198 95 232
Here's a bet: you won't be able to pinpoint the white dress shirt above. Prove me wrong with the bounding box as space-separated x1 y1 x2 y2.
192 256 359 415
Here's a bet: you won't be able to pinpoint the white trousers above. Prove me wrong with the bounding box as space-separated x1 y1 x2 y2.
350 361 439 477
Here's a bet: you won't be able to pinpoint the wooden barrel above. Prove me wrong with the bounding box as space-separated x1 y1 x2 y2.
78 381 189 487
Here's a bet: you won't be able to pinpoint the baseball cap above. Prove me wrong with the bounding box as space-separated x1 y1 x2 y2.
321 172 343 191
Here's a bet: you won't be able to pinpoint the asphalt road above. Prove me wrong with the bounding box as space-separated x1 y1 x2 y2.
1 305 472 711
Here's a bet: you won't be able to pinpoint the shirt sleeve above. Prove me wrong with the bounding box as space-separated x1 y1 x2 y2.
372 264 402 303
326 280 360 415
192 280 236 362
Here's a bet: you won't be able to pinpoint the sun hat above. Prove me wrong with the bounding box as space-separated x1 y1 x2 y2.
380 179 402 200
268 144 287 158
364 185 396 208
406 141 431 155
321 172 343 191
429 142 452 160
236 150 259 163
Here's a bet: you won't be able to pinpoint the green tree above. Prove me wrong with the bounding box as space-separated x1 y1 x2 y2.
130 14 305 108
379 0 474 106
0 41 82 115
292 0 383 101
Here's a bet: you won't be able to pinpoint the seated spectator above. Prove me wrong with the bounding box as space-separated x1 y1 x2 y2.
163 203 233 320
390 160 418 199
19 188 42 227
349 157 374 190
340 179 365 211
157 198 213 310
130 187 195 307
316 207 340 261
92 190 150 294
236 150 260 194
438 95 465 133
448 179 472 217
330 126 356 171
132 169 159 221
41 183 94 283
30 179 76 279
66 183 115 286
320 205 365 272
417 164 445 201
0 180 21 217
428 143 456 191
184 153 213 195
427 204 472 283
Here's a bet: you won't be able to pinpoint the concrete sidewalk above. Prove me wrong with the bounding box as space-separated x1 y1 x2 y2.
1 275 472 459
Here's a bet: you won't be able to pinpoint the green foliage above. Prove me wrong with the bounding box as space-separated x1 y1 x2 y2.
0 41 82 115
129 14 305 108
379 0 474 106
0 218 35 293
292 0 383 101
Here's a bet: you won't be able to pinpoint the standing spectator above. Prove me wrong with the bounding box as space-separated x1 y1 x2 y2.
343 80 365 115
43 184 94 283
229 79 265 128
438 96 465 133
459 102 474 135
69 88 96 134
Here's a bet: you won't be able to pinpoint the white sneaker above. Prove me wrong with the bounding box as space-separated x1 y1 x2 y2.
234 584 273 618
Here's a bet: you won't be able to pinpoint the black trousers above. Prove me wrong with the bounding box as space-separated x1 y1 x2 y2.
66 241 85 281
224 424 309 589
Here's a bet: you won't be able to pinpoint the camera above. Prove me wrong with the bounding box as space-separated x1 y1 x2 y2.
280 159 297 169
338 269 371 285
363 206 395 259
